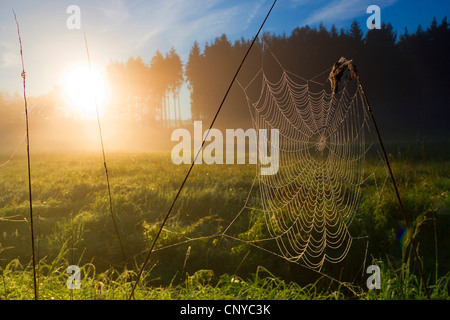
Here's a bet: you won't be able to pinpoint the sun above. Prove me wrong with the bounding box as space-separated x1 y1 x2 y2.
63 64 107 119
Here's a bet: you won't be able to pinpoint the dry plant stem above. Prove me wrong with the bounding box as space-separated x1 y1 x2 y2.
83 31 128 266
128 0 278 300
13 9 38 301
357 76 431 300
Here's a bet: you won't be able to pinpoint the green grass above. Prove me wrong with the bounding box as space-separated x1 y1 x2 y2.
1 257 448 300
0 141 449 300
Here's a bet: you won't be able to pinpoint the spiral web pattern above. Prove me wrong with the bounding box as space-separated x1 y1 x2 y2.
240 62 373 270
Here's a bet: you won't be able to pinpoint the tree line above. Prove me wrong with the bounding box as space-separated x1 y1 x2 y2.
106 47 184 128
0 17 449 152
185 17 450 139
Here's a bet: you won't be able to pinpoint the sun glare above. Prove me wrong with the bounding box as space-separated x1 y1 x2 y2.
63 64 107 119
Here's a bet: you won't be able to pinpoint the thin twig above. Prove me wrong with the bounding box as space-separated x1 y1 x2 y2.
83 31 128 266
128 0 278 300
12 9 38 301
357 75 431 300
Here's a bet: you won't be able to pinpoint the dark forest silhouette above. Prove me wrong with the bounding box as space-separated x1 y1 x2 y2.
0 18 449 151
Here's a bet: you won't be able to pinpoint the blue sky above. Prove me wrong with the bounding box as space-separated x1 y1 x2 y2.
0 0 449 118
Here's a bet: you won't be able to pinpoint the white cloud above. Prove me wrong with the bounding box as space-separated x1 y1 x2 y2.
127 0 245 56
303 0 397 26
0 41 20 68
0 41 14 50
246 0 265 26
134 25 165 52
82 0 268 60
290 0 313 8
98 0 130 27
1 52 20 68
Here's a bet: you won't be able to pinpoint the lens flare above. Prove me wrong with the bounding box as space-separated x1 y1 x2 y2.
396 227 412 249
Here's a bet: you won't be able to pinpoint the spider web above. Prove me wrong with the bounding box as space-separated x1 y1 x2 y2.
149 49 389 277
235 64 369 271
